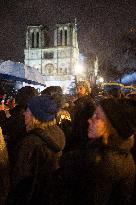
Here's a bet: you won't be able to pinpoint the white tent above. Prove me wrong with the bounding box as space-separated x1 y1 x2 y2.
0 60 45 85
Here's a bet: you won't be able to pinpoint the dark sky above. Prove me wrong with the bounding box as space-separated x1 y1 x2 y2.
0 0 135 63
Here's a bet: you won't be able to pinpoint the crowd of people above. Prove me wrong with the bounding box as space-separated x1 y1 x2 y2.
0 81 136 205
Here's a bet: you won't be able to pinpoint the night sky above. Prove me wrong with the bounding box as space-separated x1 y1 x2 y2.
0 0 135 63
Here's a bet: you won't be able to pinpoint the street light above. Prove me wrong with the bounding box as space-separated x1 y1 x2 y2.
75 63 84 75
99 77 104 83
74 62 85 83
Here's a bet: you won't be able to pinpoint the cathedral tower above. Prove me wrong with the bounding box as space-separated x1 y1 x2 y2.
24 21 79 92
54 22 78 48
54 22 79 74
25 25 48 49
24 25 48 72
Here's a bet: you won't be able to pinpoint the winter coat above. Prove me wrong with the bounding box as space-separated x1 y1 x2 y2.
68 95 95 151
5 105 27 172
0 127 10 205
9 126 65 205
59 136 135 205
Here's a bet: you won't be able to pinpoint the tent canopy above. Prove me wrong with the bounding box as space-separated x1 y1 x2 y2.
0 60 45 86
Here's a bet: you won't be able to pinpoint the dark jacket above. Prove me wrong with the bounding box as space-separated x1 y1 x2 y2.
69 95 95 151
5 105 27 172
0 128 10 205
60 137 135 205
10 126 65 205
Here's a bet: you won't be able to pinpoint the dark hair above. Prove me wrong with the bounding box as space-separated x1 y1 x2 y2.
41 86 64 109
16 86 38 108
71 96 96 149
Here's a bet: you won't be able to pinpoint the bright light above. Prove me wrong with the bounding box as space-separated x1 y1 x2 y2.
94 57 99 76
99 77 104 83
75 63 84 74
96 76 104 84
94 68 98 76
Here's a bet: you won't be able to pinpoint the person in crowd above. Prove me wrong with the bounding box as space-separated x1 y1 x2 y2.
5 86 38 172
107 87 122 99
0 127 10 205
67 95 96 151
64 81 95 152
0 110 7 135
128 98 136 162
91 85 105 103
70 81 92 119
73 81 93 109
41 86 72 150
76 81 90 99
126 91 136 101
41 86 67 119
9 94 65 205
59 98 135 205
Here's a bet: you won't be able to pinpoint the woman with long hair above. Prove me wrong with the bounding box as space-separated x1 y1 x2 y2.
60 98 135 205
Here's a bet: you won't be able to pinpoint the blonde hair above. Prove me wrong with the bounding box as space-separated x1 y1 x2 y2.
26 116 56 132
76 81 90 95
101 112 119 145
103 122 118 145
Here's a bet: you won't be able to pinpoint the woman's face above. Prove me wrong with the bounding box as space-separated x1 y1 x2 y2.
88 106 109 140
24 108 34 130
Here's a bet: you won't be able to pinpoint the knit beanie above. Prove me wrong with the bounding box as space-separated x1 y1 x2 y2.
27 95 59 122
99 98 135 139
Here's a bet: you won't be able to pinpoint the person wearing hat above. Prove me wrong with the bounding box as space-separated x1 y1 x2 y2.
59 98 135 205
41 86 72 152
9 95 65 205
41 86 70 124
87 98 135 204
5 86 39 173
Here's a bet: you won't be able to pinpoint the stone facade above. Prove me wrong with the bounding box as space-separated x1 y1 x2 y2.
24 22 80 93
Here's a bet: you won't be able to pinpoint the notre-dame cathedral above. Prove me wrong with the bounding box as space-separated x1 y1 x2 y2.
24 22 84 92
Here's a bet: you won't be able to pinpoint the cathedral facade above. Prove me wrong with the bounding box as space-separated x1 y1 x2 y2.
24 22 80 93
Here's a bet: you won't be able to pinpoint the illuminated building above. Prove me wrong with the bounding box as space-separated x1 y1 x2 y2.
24 22 79 93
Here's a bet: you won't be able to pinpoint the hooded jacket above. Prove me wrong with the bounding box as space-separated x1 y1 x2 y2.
10 126 65 205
